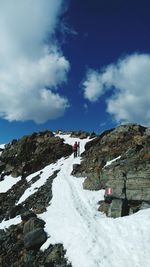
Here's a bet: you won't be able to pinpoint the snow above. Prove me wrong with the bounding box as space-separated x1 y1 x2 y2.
16 158 65 204
0 143 5 155
17 134 87 205
104 155 121 167
0 216 21 230
0 144 5 149
0 175 21 193
39 135 150 267
56 133 88 146
0 134 150 266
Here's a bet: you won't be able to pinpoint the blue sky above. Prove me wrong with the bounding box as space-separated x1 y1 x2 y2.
0 0 150 143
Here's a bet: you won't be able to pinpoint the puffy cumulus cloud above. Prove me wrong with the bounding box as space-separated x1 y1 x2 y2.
83 54 150 125
83 70 105 102
0 0 70 123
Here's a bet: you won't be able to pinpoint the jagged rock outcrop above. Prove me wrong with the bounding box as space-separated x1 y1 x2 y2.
0 211 71 267
100 129 150 217
73 124 145 187
23 215 47 249
0 130 72 178
0 130 73 267
73 124 150 218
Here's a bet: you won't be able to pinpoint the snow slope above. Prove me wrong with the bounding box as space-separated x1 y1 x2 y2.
0 144 5 149
17 157 65 205
0 216 21 230
0 135 150 267
40 135 150 267
0 144 5 156
0 175 21 193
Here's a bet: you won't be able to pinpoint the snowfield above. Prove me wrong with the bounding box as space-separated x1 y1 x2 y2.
0 216 21 230
0 135 150 267
0 175 21 193
0 144 5 149
0 144 5 156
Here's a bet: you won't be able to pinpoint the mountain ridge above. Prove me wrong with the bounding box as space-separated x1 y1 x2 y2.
0 124 150 266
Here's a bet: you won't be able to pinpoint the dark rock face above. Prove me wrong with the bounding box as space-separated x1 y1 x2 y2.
73 124 150 218
22 214 47 249
0 211 71 267
21 211 37 222
24 228 47 249
0 162 5 173
101 132 150 218
0 130 72 178
74 124 146 189
0 130 73 266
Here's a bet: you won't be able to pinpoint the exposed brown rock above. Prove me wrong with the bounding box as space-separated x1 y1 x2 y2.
73 124 150 218
0 130 72 178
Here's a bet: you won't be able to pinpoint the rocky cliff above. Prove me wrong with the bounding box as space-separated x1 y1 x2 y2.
73 124 150 218
0 131 74 267
0 130 72 178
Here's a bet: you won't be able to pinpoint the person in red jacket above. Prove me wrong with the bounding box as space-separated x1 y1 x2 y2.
72 141 78 158
77 141 80 156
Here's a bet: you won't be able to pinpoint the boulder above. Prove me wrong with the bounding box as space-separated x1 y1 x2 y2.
83 175 102 190
24 228 47 249
23 217 46 249
71 164 81 175
23 217 45 235
21 211 37 222
45 246 61 264
0 223 71 267
98 202 109 215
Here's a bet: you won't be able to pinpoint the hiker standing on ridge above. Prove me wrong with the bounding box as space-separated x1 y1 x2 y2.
72 141 78 158
77 142 80 156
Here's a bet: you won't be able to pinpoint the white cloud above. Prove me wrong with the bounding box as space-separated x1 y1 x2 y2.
0 0 70 123
83 70 105 102
83 54 150 126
